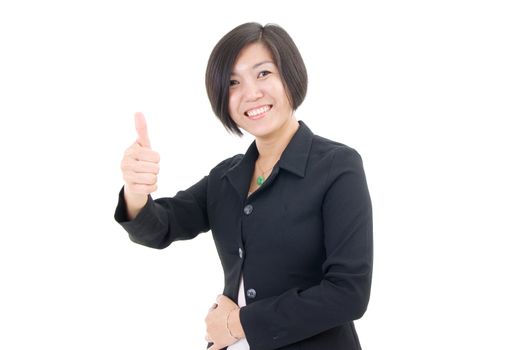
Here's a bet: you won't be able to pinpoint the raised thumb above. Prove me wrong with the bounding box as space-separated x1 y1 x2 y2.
134 112 151 148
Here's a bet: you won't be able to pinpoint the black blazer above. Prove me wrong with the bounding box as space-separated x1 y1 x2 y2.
114 121 373 350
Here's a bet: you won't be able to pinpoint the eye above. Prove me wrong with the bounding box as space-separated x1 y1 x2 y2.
229 79 239 87
258 70 271 78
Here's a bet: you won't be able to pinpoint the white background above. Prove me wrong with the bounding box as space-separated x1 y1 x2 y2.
1 0 527 349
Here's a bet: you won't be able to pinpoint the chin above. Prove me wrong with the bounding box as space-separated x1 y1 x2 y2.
240 127 266 138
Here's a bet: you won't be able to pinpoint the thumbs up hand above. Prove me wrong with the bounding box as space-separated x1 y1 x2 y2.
121 112 160 197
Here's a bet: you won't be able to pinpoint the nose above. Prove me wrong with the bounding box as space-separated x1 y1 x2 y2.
243 80 264 102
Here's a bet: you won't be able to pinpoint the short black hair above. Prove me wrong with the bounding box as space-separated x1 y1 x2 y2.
205 22 308 136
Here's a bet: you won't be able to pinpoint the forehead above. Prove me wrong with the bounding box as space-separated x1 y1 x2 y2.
231 42 275 74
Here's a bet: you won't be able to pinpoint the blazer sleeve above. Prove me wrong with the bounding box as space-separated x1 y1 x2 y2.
239 147 373 350
113 175 210 249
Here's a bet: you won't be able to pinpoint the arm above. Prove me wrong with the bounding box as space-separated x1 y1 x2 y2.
239 147 373 350
114 175 210 249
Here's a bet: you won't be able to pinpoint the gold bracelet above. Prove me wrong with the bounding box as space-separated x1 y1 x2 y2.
226 308 241 340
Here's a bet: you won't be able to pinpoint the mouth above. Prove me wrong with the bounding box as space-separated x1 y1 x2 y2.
244 104 273 120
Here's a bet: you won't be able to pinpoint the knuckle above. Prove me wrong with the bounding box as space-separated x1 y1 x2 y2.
143 176 150 185
121 161 131 172
126 151 138 161
122 171 133 181
124 146 136 157
152 151 161 163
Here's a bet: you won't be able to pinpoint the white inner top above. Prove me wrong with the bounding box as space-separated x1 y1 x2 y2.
226 276 250 349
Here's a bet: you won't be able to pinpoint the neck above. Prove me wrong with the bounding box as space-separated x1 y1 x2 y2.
255 117 300 162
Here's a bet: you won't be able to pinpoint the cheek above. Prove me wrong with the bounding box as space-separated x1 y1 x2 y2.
228 93 239 117
271 80 288 106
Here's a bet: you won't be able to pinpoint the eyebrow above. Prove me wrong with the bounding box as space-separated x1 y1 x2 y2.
252 60 274 69
231 60 275 76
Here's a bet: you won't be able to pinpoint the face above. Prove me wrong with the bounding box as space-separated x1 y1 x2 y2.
228 42 293 139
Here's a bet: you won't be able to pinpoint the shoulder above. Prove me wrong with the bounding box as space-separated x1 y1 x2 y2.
310 133 363 167
309 134 369 199
208 153 244 177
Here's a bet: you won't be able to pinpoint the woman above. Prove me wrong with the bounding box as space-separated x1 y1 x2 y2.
115 22 373 350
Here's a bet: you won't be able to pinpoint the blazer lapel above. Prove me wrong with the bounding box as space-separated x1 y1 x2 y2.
222 141 259 201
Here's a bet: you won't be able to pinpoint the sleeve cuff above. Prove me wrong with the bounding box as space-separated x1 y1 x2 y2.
113 185 154 225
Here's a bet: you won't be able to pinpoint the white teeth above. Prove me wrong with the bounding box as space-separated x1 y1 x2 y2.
246 105 271 117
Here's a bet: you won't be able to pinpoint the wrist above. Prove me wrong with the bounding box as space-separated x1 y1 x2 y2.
123 187 148 220
227 308 245 340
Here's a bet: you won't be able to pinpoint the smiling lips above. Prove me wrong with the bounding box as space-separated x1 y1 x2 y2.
245 105 272 120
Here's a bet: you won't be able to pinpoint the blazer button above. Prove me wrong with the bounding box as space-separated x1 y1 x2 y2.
238 248 243 259
246 288 256 299
243 204 253 215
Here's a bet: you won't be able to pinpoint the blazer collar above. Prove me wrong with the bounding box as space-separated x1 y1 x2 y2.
221 120 314 199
